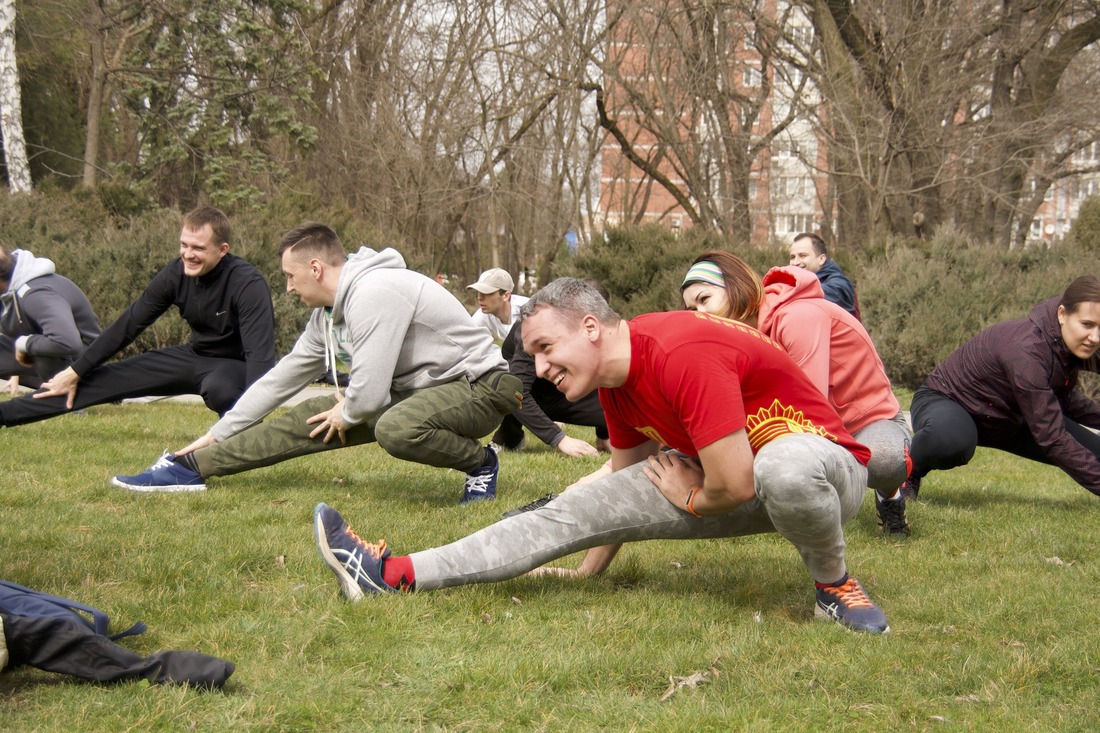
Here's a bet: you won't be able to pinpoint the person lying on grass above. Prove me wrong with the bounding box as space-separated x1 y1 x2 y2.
314 276 891 634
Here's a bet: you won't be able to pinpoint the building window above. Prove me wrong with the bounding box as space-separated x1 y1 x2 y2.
744 67 762 87
777 214 813 234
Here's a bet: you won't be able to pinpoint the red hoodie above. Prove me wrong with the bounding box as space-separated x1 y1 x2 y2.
757 266 899 434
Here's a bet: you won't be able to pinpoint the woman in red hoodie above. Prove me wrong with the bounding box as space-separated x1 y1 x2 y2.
680 250 912 537
906 276 1100 500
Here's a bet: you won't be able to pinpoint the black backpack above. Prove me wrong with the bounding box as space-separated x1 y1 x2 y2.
0 579 147 640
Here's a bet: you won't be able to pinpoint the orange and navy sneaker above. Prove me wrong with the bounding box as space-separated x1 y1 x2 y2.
313 503 394 601
815 576 890 634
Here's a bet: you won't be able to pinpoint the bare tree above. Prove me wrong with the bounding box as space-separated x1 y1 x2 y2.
588 0 816 241
298 0 607 284
808 0 1100 248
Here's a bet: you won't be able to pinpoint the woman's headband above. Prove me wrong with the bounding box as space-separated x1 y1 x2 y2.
681 261 725 289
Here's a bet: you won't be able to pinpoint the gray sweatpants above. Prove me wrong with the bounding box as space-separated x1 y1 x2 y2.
853 411 911 493
410 433 868 590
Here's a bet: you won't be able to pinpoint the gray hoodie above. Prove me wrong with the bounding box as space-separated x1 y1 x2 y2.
211 247 506 440
0 249 101 360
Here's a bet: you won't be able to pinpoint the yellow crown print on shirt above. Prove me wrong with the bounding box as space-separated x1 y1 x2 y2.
745 399 837 451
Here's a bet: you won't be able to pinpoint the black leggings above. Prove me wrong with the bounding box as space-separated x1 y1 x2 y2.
0 345 248 427
909 385 1100 477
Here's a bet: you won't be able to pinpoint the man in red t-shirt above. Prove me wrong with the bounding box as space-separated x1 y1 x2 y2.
313 277 889 634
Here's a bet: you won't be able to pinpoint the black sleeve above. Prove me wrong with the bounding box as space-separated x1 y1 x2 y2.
17 290 84 359
70 263 179 376
504 323 566 447
231 271 277 386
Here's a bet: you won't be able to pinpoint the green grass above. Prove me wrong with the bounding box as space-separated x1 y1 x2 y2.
2 398 1098 731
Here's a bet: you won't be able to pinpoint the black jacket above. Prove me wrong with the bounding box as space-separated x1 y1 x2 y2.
72 254 276 387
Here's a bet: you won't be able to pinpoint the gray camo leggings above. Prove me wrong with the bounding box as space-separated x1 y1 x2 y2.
410 433 868 590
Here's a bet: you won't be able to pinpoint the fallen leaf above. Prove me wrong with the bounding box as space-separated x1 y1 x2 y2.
511 596 523 605
276 555 286 569
659 671 710 701
1045 556 1074 567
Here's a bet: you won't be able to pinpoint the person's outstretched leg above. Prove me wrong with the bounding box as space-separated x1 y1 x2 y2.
316 456 774 594
194 394 376 477
0 347 204 426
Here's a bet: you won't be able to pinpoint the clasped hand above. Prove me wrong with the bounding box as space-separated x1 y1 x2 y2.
642 450 705 510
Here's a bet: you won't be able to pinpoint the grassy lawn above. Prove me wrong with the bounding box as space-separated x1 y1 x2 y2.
1 397 1098 731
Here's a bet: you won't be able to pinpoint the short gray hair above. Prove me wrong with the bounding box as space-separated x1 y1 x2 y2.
520 277 620 325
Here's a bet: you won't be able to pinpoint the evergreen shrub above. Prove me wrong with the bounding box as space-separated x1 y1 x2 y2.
854 230 1098 398
1070 195 1100 252
555 225 785 318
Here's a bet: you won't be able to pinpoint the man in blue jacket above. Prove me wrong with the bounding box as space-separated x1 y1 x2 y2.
789 232 859 320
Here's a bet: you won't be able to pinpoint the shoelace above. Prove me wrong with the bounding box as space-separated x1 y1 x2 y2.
879 499 907 522
148 451 174 471
823 579 873 609
465 473 493 493
342 526 387 560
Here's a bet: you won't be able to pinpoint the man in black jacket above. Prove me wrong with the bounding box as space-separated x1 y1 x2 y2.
490 278 609 457
0 206 277 427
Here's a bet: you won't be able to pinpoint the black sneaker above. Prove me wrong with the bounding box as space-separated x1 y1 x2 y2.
501 493 559 519
900 475 922 501
875 493 910 538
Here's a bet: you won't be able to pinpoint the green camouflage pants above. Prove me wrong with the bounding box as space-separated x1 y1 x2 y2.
194 371 522 477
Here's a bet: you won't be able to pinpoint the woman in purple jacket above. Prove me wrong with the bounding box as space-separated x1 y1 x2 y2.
906 275 1100 499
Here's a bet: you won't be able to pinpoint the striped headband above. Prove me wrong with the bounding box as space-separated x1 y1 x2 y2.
681 261 725 289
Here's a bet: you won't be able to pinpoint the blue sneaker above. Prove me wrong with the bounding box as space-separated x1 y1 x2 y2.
460 445 498 505
814 576 890 634
111 451 206 493
313 503 394 601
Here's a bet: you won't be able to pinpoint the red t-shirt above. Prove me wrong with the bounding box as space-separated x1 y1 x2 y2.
598 311 871 465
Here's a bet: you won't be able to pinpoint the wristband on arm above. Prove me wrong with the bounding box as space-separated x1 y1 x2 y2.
685 486 704 517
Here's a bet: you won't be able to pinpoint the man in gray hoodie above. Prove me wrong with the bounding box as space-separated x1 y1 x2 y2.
0 247 101 390
112 222 522 504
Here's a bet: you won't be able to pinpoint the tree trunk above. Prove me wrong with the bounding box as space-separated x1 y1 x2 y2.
0 0 31 193
82 0 108 188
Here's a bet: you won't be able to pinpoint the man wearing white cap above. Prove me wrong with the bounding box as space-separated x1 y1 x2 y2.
467 268 529 341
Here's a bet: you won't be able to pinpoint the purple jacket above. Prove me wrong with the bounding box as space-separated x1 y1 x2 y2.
926 297 1100 495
